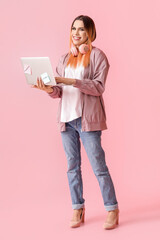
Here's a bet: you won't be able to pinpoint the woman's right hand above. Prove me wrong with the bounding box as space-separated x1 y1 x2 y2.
31 77 54 93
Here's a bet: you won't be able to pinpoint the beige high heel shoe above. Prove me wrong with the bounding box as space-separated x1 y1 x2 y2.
103 208 119 230
69 207 85 228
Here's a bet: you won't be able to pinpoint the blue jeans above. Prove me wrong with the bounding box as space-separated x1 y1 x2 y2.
60 117 118 211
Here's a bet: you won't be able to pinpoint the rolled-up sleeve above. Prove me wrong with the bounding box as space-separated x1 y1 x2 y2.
73 52 110 96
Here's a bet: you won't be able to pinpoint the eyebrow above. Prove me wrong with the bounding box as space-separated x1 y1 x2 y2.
72 26 84 29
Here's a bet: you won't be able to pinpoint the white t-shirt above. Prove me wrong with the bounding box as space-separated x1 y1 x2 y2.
60 63 85 122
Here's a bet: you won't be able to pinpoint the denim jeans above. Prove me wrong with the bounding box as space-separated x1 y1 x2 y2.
60 117 118 211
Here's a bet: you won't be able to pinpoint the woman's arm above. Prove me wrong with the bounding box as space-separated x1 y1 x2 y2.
55 51 110 97
55 77 76 85
47 86 62 98
73 53 110 96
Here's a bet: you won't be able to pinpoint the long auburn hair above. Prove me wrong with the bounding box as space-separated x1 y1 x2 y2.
66 15 96 69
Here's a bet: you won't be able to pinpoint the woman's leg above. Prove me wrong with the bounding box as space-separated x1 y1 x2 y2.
61 120 85 210
79 129 118 211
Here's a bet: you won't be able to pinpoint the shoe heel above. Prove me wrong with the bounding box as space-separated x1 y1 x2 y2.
116 217 119 225
82 212 85 223
116 209 119 225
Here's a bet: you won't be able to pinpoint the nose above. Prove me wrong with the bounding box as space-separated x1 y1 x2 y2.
75 29 79 35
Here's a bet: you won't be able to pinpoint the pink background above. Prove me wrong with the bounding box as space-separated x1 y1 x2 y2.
0 0 160 239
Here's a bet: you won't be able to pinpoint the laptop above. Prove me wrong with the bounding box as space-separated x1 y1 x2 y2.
20 57 59 86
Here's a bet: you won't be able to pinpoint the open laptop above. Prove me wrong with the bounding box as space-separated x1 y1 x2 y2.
20 57 60 86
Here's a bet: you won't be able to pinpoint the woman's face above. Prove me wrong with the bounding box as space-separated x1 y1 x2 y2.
71 20 88 47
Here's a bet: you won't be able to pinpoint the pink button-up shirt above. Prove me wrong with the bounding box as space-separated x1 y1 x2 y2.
47 45 110 132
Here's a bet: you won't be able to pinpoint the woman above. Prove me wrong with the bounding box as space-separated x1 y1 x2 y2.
32 15 119 230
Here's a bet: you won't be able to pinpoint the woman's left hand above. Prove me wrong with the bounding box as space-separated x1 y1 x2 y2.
55 77 76 85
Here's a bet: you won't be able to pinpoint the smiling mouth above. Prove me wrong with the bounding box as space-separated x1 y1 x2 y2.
73 36 81 40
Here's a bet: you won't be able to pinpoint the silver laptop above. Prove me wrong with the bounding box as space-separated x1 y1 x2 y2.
20 57 57 86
